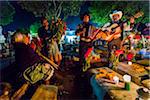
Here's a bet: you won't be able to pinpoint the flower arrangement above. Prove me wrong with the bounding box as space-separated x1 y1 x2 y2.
50 17 67 44
126 53 134 61
82 48 93 72
110 49 124 69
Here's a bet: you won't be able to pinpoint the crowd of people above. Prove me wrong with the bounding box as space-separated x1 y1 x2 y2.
0 9 149 99
0 17 67 99
76 10 149 71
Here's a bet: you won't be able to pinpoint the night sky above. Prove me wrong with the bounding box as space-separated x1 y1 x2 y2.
3 1 39 32
3 1 98 33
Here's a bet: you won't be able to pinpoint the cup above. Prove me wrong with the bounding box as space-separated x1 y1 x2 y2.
123 75 131 91
113 76 119 85
124 82 130 90
128 61 132 65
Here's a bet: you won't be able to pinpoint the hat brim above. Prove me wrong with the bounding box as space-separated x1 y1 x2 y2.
110 11 123 20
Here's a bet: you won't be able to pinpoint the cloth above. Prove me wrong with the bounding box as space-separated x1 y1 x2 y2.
31 85 58 100
38 26 54 57
90 75 106 100
102 21 122 51
23 63 54 84
79 40 92 68
108 38 121 52
103 21 123 40
48 39 62 62
14 42 44 73
76 22 96 69
38 26 54 41
75 22 96 40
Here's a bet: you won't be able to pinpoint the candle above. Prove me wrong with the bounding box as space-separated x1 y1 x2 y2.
113 76 119 85
123 75 131 91
131 46 134 50
128 61 132 65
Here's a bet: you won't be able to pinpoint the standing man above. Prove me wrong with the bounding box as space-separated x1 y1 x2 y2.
102 10 123 51
102 10 123 67
38 17 54 57
75 13 97 98
75 12 96 70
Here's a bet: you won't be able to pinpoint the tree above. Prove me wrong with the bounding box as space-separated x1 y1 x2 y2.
89 1 149 26
29 21 41 36
0 1 15 26
18 1 82 20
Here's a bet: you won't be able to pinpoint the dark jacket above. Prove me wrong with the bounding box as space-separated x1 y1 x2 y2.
14 42 45 72
38 26 54 42
38 26 54 57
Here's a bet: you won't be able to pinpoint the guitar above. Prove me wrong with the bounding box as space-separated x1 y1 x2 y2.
90 11 144 42
90 24 122 42
133 11 144 19
123 11 144 31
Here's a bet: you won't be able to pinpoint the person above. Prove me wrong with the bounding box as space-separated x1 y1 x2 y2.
38 17 62 65
12 31 54 85
48 37 62 65
123 14 136 32
38 17 54 57
75 12 97 70
30 36 42 51
102 10 123 51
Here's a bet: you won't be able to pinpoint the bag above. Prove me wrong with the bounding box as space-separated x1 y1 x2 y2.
23 63 53 84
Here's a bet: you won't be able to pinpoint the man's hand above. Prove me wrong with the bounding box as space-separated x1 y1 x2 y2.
77 28 86 36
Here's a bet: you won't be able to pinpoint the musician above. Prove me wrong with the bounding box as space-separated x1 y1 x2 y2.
13 31 54 84
38 17 54 57
123 12 144 36
75 12 96 69
123 14 139 40
102 10 123 51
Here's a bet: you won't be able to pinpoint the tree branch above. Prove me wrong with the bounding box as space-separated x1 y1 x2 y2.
53 0 56 11
56 6 62 19
55 1 63 19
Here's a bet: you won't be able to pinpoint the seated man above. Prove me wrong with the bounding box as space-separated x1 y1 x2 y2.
12 31 54 84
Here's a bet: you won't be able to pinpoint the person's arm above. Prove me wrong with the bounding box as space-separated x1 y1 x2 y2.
75 24 85 36
38 28 42 39
102 22 111 31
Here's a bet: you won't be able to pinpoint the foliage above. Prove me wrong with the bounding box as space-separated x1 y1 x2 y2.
30 21 41 36
110 49 124 69
82 48 93 72
89 1 149 26
0 1 15 26
18 1 82 20
49 18 67 44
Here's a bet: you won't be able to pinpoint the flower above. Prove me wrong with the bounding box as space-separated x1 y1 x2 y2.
84 48 93 59
127 53 134 61
134 35 141 40
145 36 150 39
115 50 124 57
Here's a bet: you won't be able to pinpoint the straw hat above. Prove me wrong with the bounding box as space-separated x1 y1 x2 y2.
109 10 123 20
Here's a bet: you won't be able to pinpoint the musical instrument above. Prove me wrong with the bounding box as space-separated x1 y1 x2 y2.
133 11 144 19
92 11 144 42
90 24 122 42
123 11 144 31
36 50 59 70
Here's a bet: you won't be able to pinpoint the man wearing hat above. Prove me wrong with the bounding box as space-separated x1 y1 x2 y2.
75 12 96 70
102 10 123 51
